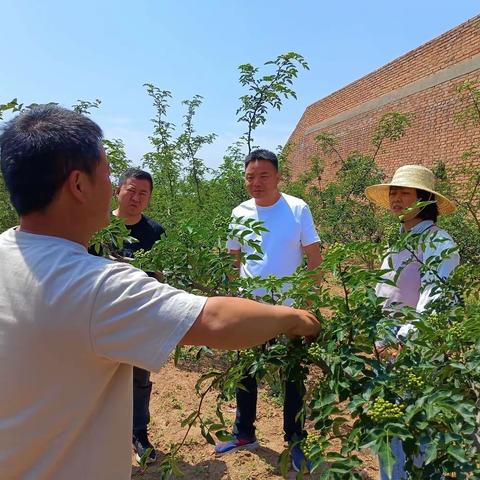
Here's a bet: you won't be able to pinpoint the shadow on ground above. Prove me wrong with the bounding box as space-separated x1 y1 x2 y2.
131 450 227 480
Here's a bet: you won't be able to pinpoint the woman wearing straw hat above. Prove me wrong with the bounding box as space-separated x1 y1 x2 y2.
365 164 460 479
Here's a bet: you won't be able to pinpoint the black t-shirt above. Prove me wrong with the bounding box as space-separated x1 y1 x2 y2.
119 214 165 258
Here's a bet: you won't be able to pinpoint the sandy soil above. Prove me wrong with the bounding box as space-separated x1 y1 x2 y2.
131 353 379 480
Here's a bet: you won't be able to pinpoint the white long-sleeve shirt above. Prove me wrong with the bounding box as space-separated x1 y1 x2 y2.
376 220 460 342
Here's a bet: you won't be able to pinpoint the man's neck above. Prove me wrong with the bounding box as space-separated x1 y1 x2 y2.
113 208 142 226
254 192 281 207
19 213 90 247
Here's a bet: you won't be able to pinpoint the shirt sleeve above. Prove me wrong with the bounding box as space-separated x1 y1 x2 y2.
89 263 207 372
155 223 166 240
416 230 460 313
300 204 320 247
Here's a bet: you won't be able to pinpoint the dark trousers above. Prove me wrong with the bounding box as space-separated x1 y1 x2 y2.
133 367 152 433
233 370 306 442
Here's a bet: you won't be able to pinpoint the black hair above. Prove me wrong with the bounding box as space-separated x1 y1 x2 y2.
416 188 439 222
0 105 104 215
117 168 153 192
244 149 278 171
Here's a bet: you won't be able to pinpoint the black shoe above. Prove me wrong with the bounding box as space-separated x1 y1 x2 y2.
133 430 157 465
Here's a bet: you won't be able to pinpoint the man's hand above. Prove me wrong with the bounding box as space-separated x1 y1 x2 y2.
283 307 320 339
153 271 165 282
377 345 402 360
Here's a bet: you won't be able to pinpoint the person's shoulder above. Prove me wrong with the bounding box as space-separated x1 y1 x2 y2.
142 215 165 235
0 228 15 244
280 192 309 209
232 198 255 216
91 258 149 290
141 214 161 228
429 225 456 244
83 248 118 270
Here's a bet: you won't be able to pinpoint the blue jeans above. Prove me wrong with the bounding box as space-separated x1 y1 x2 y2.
133 367 152 433
379 438 425 480
233 370 306 442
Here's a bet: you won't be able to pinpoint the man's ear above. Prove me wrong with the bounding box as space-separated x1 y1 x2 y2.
67 170 88 204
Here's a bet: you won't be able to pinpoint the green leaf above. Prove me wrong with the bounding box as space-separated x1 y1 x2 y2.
215 430 234 442
278 447 290 477
377 438 394 479
424 441 437 465
447 444 469 463
173 345 182 366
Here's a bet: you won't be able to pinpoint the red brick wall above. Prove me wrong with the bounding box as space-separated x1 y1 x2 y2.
287 16 480 185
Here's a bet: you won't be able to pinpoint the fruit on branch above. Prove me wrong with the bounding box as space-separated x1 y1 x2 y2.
367 397 405 423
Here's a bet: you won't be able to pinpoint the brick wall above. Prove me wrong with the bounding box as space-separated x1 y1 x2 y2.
287 15 480 186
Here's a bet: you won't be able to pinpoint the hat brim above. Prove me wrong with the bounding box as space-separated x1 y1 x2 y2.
365 183 456 215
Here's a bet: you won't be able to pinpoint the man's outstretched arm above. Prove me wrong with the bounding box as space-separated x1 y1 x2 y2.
181 297 320 349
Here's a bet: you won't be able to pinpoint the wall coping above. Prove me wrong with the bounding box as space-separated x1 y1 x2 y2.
305 54 480 136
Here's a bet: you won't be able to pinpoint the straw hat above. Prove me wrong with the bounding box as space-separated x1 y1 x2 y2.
365 165 456 215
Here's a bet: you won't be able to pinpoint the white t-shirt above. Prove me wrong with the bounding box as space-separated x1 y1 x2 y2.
0 228 206 480
227 193 320 299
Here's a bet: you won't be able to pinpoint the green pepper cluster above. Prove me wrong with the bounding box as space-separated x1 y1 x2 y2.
301 432 322 460
427 312 446 329
307 343 323 362
328 242 343 252
367 397 405 423
448 323 465 341
403 367 425 390
240 349 256 362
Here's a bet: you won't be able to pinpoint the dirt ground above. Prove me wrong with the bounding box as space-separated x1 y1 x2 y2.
131 353 379 480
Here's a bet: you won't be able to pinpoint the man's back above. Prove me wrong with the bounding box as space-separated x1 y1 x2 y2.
0 228 205 480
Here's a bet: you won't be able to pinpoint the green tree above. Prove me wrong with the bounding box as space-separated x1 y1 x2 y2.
177 95 217 206
72 98 101 115
435 79 480 264
103 138 132 185
283 112 412 251
0 100 22 232
142 84 181 219
237 52 309 153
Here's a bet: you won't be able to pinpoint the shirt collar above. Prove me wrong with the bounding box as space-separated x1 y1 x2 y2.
400 220 434 234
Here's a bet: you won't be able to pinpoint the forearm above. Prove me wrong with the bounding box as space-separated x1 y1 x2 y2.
304 242 323 284
307 263 323 286
180 297 315 349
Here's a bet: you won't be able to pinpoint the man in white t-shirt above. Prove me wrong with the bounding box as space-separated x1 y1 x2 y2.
0 107 321 480
214 149 322 473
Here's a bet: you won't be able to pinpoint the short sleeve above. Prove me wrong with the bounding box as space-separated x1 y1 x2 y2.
226 237 241 251
90 263 207 372
300 204 320 247
154 223 166 240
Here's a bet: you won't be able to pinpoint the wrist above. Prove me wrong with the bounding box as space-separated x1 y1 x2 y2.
273 305 297 333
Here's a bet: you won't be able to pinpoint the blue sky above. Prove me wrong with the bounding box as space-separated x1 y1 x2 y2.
1 1 479 169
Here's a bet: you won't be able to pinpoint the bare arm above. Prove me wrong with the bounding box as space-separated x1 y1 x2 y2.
229 248 241 270
303 241 323 283
180 296 320 349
